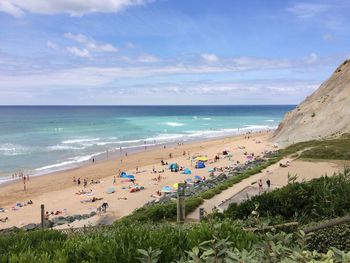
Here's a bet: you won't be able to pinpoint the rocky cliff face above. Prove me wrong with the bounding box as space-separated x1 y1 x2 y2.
272 59 350 146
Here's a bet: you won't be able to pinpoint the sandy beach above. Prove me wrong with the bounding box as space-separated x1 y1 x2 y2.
0 131 345 230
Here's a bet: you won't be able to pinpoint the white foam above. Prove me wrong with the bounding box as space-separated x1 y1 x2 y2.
47 145 85 151
202 117 212 120
164 122 185 127
266 119 275 122
0 143 30 156
35 152 104 172
243 125 273 130
62 138 100 144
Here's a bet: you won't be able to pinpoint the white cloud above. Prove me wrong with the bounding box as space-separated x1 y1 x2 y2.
305 53 318 64
0 0 153 17
200 53 219 62
0 53 332 89
66 47 90 58
47 41 58 50
64 33 118 53
286 2 330 18
126 42 136 48
323 33 336 42
0 1 24 17
137 55 160 63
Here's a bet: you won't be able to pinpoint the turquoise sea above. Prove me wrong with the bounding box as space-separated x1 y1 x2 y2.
0 105 294 182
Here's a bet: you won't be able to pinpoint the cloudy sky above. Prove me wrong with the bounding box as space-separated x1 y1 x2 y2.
0 0 349 105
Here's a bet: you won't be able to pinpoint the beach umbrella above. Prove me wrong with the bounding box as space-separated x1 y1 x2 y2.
194 175 202 180
161 186 174 193
106 187 116 194
127 175 135 179
173 183 179 189
196 156 208 162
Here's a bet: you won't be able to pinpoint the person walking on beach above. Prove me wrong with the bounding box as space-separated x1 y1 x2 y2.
102 202 109 213
83 178 87 188
266 179 271 191
77 178 81 186
23 175 27 191
258 179 263 193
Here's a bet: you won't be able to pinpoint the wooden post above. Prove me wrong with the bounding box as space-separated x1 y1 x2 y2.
41 204 45 229
177 183 185 224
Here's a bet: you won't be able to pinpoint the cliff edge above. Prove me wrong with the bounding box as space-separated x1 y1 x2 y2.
272 59 350 146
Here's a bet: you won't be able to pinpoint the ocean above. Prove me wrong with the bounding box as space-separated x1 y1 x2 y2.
0 105 294 182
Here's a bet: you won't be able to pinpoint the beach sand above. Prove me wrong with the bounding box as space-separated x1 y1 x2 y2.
0 132 273 229
0 131 345 229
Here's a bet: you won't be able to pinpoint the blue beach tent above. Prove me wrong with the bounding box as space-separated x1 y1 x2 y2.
170 163 177 169
183 168 192 174
161 186 174 192
196 161 205 169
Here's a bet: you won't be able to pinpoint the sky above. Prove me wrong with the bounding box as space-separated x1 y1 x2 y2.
0 0 349 105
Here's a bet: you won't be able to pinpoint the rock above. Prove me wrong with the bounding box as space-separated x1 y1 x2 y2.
90 211 97 217
22 223 38 231
55 219 67 226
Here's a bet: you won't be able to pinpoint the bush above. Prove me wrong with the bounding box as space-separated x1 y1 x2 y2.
307 223 350 253
224 168 350 223
0 220 257 262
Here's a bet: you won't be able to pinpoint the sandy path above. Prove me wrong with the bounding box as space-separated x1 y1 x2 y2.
187 159 343 220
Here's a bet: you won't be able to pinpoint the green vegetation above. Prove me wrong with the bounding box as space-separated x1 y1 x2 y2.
277 133 350 160
2 220 350 262
0 220 258 262
3 137 350 262
223 168 350 223
121 157 282 223
307 223 350 253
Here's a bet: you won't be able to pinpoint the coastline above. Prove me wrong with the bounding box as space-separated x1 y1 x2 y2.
0 130 274 229
1 127 276 186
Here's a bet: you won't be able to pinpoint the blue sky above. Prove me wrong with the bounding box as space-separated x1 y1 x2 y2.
0 0 349 105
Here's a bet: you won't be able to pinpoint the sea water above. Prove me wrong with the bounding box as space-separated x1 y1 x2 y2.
0 105 294 181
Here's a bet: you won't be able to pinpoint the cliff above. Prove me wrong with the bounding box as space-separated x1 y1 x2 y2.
272 59 350 146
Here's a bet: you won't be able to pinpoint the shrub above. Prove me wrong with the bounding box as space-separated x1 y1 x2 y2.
224 168 350 223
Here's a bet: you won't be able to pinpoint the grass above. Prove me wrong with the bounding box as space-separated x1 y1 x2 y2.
276 133 350 160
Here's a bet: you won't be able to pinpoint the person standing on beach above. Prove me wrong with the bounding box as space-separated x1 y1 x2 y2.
23 175 26 191
83 179 87 188
266 179 271 191
258 179 263 193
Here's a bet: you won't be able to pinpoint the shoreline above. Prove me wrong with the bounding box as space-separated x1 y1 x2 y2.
1 128 275 187
0 130 276 229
